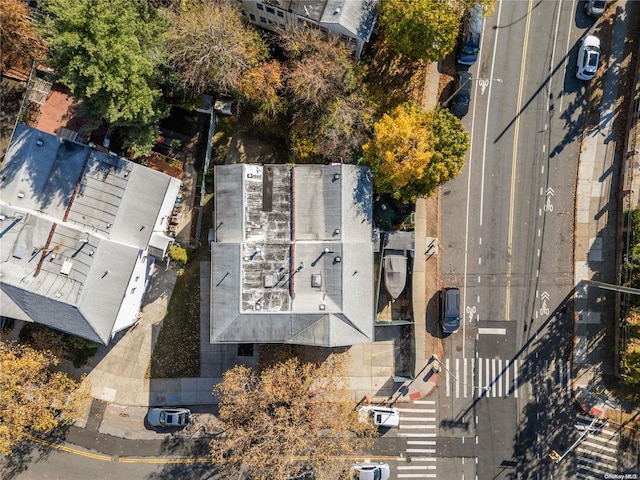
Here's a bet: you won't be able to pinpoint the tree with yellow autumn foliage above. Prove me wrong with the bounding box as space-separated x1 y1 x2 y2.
379 0 495 62
211 354 377 480
0 342 90 455
362 104 469 203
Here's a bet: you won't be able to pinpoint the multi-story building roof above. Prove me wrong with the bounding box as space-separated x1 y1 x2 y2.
239 0 379 59
0 125 182 344
211 163 375 347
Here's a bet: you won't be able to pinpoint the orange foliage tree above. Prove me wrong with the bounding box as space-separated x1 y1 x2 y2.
0 0 47 74
211 354 377 480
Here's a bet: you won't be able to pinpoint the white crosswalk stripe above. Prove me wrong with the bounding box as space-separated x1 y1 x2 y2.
398 403 439 478
574 415 619 478
444 357 527 398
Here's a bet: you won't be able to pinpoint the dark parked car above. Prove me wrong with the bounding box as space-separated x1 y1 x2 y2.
441 287 461 334
451 72 472 118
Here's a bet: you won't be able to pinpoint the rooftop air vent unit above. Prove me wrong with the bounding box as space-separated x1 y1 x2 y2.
79 238 89 243
319 304 326 310
247 173 253 178
124 171 129 177
60 261 73 275
36 139 44 146
334 256 342 263
0 215 5 221
17 192 24 199
311 274 322 288
333 228 340 235
333 173 340 181
263 274 277 288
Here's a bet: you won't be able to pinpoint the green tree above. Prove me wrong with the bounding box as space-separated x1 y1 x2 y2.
166 0 268 96
211 354 377 480
623 350 640 386
41 0 167 155
379 0 461 61
362 104 469 203
0 343 90 455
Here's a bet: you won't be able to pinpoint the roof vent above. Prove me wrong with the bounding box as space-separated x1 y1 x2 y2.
255 304 262 311
13 245 26 259
17 192 24 199
334 7 340 14
334 256 342 263
79 238 89 243
124 171 129 177
263 274 277 288
247 173 253 178
311 274 322 288
36 139 44 146
60 261 73 275
55 292 62 298
0 215 5 221
106 223 112 229
319 304 326 310
333 173 340 181
333 228 340 235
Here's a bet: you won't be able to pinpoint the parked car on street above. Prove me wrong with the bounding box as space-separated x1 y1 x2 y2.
576 35 601 81
440 286 461 334
350 463 391 480
357 405 400 427
457 3 484 66
147 407 191 427
451 72 472 118
585 0 606 16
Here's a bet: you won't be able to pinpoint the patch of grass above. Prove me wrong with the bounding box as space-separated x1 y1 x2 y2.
149 195 214 378
212 116 237 165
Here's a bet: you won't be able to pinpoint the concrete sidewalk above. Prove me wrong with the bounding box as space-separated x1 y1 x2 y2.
572 1 631 415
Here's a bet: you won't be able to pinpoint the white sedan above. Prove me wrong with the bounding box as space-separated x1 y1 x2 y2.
577 35 601 81
147 407 191 427
350 463 391 480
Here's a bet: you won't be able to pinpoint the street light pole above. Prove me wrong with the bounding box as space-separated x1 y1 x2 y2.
441 77 503 108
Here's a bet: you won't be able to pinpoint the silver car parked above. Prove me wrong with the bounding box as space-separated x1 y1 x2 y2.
147 407 191 427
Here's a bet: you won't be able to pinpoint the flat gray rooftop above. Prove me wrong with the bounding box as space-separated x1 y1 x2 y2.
211 163 374 347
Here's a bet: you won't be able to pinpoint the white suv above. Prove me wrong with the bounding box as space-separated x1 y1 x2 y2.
357 405 400 427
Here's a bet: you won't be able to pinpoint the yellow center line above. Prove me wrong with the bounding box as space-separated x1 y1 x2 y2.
506 0 534 321
24 434 398 464
25 434 112 462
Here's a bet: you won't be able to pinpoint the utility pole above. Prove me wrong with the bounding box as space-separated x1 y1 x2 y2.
549 416 600 463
